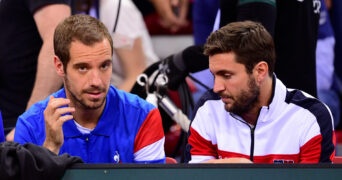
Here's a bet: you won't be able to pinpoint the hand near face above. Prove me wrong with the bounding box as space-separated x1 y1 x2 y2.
43 96 75 154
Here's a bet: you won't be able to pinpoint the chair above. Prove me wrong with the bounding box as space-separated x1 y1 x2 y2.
333 156 342 164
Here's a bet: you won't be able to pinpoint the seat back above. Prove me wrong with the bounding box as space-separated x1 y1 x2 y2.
333 156 342 164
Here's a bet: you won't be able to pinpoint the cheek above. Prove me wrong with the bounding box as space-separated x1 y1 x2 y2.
66 73 87 88
227 78 241 88
66 75 81 88
229 80 248 93
68 73 82 83
103 71 112 82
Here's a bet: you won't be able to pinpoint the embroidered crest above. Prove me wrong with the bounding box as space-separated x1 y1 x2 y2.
113 151 120 163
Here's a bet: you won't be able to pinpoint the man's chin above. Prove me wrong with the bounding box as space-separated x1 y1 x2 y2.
83 100 105 110
224 104 233 112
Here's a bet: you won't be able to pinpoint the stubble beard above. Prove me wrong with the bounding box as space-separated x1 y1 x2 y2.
64 77 106 110
224 76 260 116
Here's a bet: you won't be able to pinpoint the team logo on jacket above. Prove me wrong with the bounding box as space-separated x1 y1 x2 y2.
273 159 294 164
113 151 120 163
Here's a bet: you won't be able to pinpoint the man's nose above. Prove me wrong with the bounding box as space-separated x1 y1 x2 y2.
89 70 102 86
213 78 225 93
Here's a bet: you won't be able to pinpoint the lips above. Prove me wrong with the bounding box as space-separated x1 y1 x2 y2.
221 97 231 103
86 91 104 99
220 95 233 104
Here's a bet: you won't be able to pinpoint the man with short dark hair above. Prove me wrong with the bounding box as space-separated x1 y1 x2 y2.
187 20 335 163
14 14 166 164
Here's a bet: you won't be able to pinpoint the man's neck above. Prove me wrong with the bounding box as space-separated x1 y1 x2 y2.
259 75 274 107
241 109 260 126
72 106 104 130
241 76 274 125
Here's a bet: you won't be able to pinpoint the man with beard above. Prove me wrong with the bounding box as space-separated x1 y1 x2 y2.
186 21 335 163
13 14 165 164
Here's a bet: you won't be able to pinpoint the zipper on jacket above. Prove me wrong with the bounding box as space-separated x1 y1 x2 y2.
230 113 256 161
250 126 255 162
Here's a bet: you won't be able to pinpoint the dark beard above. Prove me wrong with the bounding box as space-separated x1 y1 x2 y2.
227 76 260 116
64 77 106 110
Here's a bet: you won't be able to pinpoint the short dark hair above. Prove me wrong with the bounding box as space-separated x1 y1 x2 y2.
54 14 113 70
204 20 275 76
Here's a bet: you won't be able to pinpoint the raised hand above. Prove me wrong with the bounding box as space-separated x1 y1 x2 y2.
43 96 75 154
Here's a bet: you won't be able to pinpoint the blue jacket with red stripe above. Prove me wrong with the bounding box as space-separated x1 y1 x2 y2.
14 86 165 163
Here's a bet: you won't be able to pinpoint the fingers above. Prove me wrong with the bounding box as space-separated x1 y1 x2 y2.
54 106 75 125
178 1 189 21
170 0 179 6
47 95 72 110
43 96 75 154
5 128 15 142
156 0 189 33
45 96 75 124
56 114 74 125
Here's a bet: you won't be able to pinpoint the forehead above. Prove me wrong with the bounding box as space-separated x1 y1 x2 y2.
69 39 112 64
209 52 245 73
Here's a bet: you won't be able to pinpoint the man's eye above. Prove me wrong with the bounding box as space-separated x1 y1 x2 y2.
78 66 88 72
101 63 109 70
223 74 231 79
100 61 111 71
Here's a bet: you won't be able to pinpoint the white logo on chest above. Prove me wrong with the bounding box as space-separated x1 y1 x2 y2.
113 151 120 163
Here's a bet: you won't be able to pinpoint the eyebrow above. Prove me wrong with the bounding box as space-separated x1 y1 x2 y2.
72 59 112 68
101 59 112 65
215 69 234 75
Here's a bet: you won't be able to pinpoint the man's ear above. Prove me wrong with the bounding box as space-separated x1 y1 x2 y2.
54 56 65 76
254 61 269 83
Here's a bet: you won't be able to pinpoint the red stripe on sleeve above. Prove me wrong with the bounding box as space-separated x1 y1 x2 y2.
134 108 164 153
188 127 218 157
299 134 322 163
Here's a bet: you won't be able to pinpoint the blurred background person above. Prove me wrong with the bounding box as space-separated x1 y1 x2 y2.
316 0 340 128
132 0 191 35
71 0 159 92
0 0 71 141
